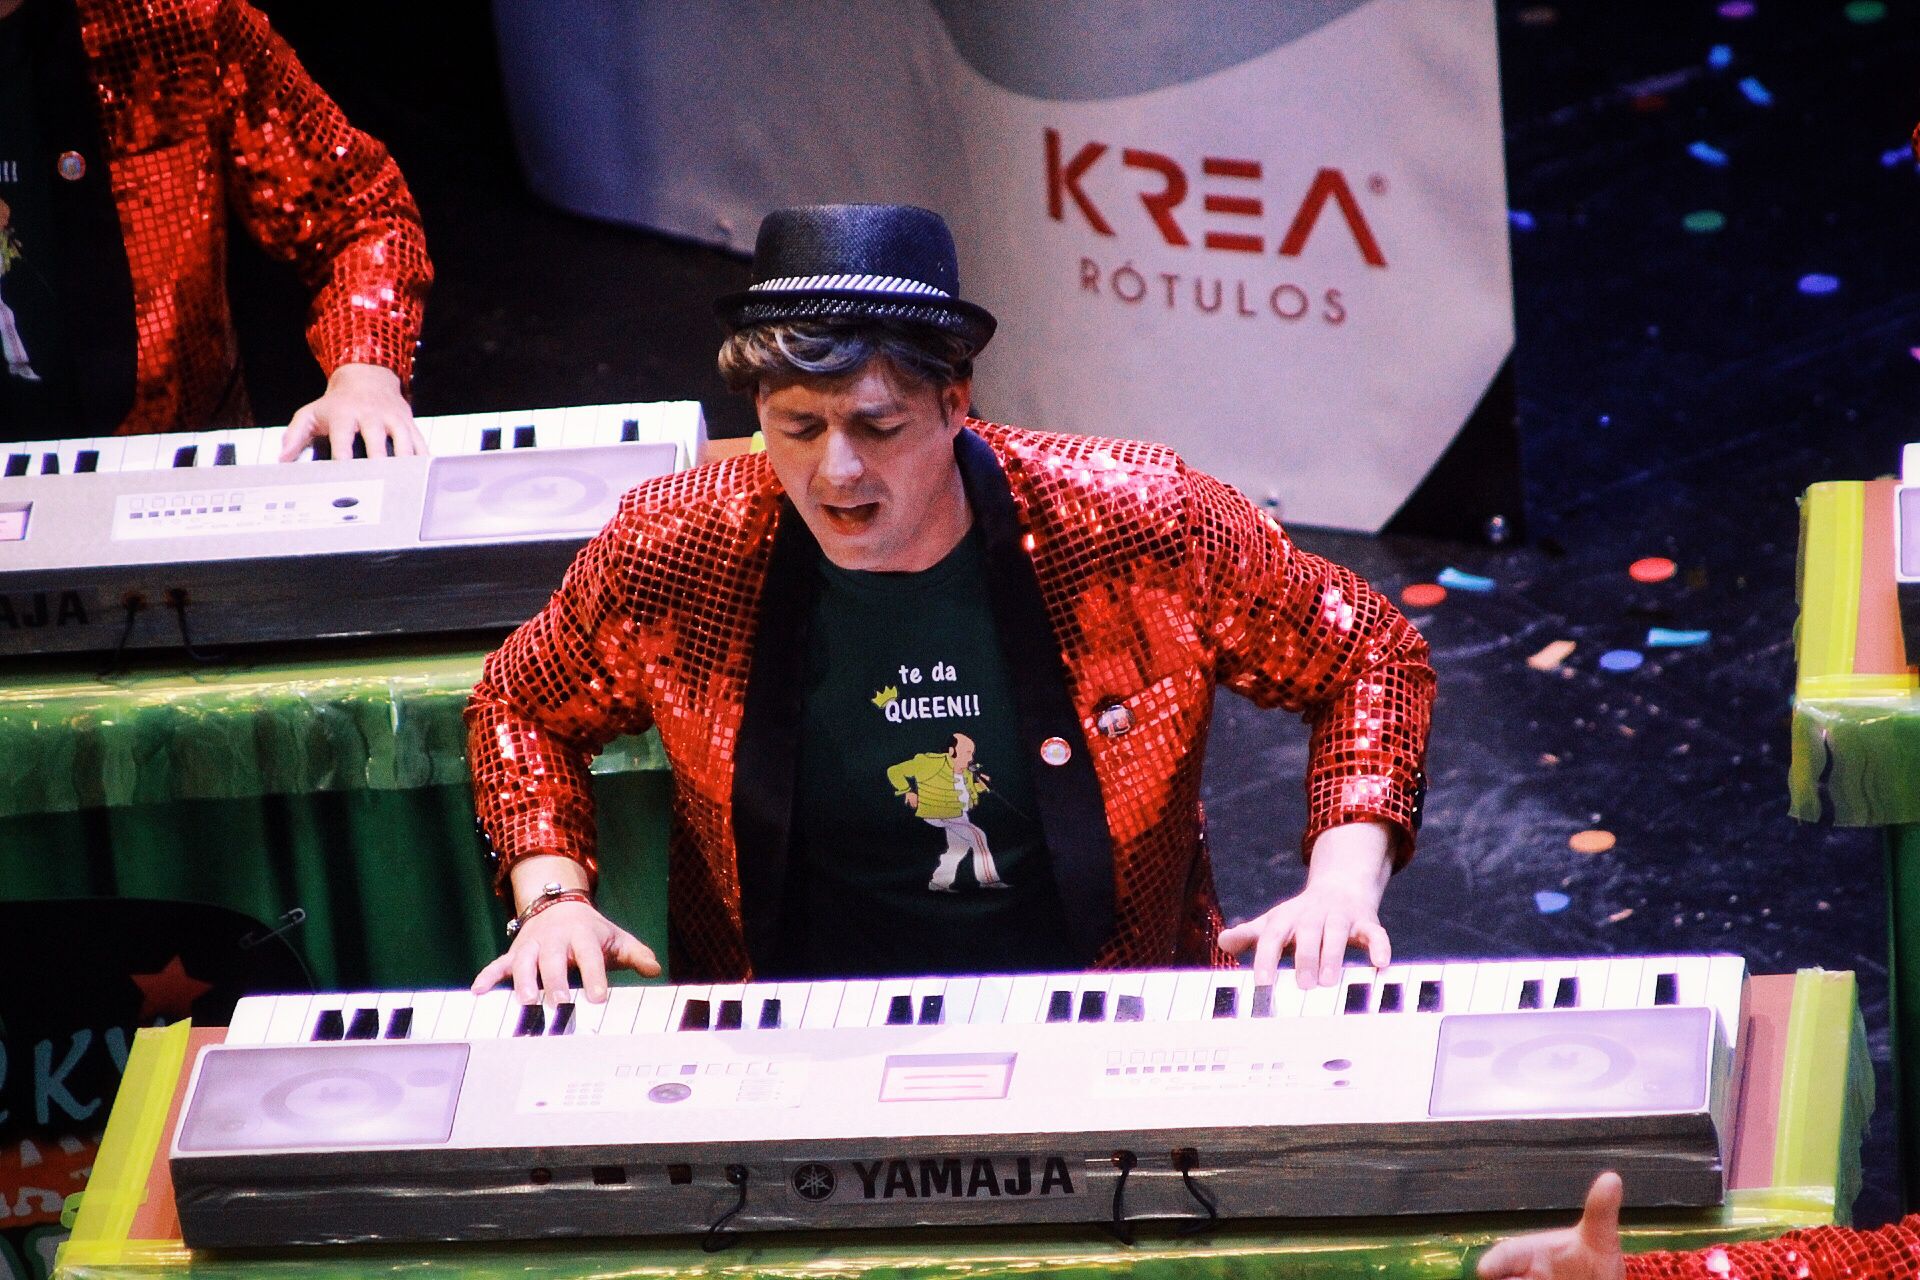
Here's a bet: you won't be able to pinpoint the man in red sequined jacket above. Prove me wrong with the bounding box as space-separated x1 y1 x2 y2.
0 0 431 456
466 205 1433 997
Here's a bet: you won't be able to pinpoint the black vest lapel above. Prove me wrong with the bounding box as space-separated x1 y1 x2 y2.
955 429 1115 962
44 0 136 434
729 499 821 972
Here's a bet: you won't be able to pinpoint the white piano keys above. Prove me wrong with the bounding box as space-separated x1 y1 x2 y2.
1600 956 1645 1008
224 995 277 1045
939 976 981 1025
966 976 1012 1025
1670 955 1714 1009
1263 975 1307 1019
587 987 640 1036
1573 959 1614 1010
1165 970 1215 1021
262 993 314 1044
466 989 517 1038
1297 979 1342 1018
1706 954 1748 1042
429 990 479 1040
1137 971 1182 1022
118 435 163 472
403 990 446 1040
834 980 882 1028
1004 974 1049 1024
798 980 847 1030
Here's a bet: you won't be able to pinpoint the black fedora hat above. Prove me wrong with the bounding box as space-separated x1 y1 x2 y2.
716 204 997 355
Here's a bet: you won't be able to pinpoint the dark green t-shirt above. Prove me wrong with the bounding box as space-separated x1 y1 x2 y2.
778 527 1079 978
0 0 81 441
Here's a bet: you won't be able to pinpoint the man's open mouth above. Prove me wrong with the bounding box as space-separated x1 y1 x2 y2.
822 501 880 533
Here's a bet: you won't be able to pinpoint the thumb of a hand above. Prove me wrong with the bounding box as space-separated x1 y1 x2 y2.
1579 1172 1624 1257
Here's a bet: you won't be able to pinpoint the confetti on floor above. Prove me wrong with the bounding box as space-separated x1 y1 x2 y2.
1400 582 1447 609
1629 555 1678 583
1528 639 1578 671
1708 44 1734 69
1509 210 1537 231
1535 890 1572 914
1881 146 1912 168
1737 76 1772 106
1717 0 1754 16
1647 627 1712 648
1599 649 1645 672
1570 829 1618 854
1683 210 1726 233
1608 908 1635 923
1798 273 1840 294
1437 566 1496 592
1846 0 1887 21
1689 141 1730 167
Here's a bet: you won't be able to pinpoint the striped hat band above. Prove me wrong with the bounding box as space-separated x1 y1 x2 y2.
748 273 952 298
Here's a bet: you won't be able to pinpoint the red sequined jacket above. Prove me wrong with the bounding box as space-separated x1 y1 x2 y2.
58 0 431 433
1624 1219 1920 1280
467 424 1434 981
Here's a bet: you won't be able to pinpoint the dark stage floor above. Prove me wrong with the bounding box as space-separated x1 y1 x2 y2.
244 0 1920 1226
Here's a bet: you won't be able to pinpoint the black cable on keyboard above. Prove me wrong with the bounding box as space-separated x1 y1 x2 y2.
98 593 146 678
1172 1148 1219 1236
701 1164 751 1253
1105 1150 1138 1246
166 589 227 664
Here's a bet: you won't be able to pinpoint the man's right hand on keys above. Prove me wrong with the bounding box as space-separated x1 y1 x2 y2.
472 854 661 1002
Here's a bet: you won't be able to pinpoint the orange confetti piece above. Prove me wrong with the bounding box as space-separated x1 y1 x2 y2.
1569 829 1617 855
1527 639 1577 671
1401 582 1447 608
1629 556 1677 584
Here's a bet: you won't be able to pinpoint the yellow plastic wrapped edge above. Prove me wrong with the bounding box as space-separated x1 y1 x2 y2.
57 1022 194 1271
1774 968 1859 1195
1797 481 1865 693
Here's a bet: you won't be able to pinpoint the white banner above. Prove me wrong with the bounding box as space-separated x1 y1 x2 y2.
497 0 1513 532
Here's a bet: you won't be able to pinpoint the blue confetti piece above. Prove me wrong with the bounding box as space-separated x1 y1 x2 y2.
1509 210 1536 231
1599 649 1644 672
1535 891 1571 915
1737 76 1772 106
1883 146 1914 168
1708 44 1733 69
1798 273 1840 295
1646 627 1712 648
1689 141 1730 167
1437 566 1496 593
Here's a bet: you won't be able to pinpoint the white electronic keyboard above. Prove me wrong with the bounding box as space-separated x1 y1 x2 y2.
171 955 1747 1248
0 401 706 657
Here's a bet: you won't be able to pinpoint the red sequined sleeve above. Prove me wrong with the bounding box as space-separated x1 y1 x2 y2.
1184 468 1434 867
211 0 432 388
1625 1219 1920 1280
466 501 658 892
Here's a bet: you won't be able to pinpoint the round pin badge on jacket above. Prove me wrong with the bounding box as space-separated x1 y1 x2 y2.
1039 737 1071 766
1094 703 1134 738
57 151 86 181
